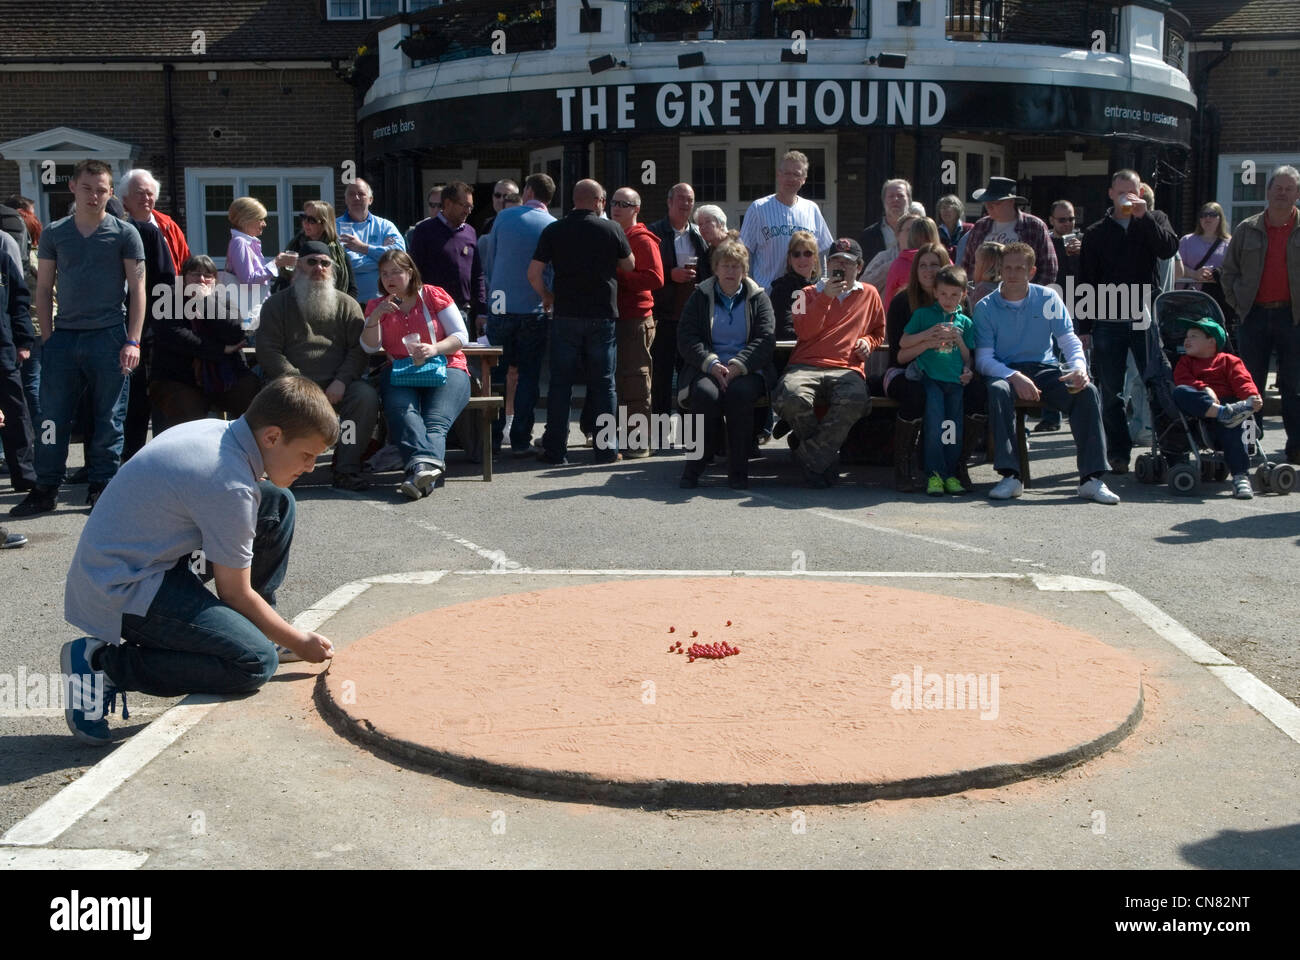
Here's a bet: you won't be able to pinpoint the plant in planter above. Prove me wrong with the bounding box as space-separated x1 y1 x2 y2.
349 44 378 85
773 0 854 38
398 28 449 62
635 1 713 36
503 7 550 47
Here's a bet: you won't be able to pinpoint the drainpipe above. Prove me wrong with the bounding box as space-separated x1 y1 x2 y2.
163 62 179 214
1193 39 1231 211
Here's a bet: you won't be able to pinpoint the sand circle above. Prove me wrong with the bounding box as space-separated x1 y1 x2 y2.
318 578 1143 806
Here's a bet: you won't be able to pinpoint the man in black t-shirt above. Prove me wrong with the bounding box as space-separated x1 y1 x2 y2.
528 179 634 464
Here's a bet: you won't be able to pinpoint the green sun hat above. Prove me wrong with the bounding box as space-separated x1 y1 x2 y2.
1178 317 1226 348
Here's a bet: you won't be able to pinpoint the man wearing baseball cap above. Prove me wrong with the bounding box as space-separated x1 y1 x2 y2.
773 237 885 487
959 177 1058 286
1172 315 1262 499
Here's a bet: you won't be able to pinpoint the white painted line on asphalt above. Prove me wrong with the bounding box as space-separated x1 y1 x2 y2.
365 571 449 584
1206 666 1300 743
1 847 150 870
293 581 373 633
358 499 524 569
1104 587 1236 666
1031 575 1119 592
1 698 224 847
448 569 1024 579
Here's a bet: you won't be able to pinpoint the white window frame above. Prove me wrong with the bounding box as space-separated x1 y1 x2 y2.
325 0 429 20
184 167 335 266
679 134 838 236
326 0 364 20
941 138 1008 218
1217 153 1300 230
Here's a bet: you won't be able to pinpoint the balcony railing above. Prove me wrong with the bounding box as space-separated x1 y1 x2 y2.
630 1 870 44
946 0 1120 54
394 0 555 67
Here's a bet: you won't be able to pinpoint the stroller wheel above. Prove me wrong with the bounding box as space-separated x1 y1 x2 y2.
1168 462 1200 496
1256 464 1274 493
1134 453 1155 484
1269 463 1296 495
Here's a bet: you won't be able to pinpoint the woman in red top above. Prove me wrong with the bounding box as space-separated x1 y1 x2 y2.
361 249 471 500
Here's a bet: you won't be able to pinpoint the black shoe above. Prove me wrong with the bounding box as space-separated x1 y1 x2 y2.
801 464 830 489
331 471 371 492
11 484 57 517
537 451 569 465
678 474 700 489
86 482 107 508
1108 457 1130 475
1 525 28 549
822 466 839 486
727 476 749 490
65 466 89 485
10 477 35 494
772 419 791 440
1031 416 1061 434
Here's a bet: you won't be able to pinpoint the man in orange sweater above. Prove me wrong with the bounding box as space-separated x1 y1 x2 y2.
610 187 665 457
773 238 886 487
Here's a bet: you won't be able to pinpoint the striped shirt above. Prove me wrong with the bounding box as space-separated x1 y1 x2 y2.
738 194 833 292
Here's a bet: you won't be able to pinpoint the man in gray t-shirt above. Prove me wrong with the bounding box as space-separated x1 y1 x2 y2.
11 160 146 518
59 376 338 745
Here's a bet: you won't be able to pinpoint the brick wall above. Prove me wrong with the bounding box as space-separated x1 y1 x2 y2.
0 67 357 223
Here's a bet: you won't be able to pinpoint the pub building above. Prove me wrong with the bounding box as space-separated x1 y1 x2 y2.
357 0 1197 236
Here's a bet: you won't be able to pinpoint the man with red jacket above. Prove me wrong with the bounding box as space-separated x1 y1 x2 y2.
609 187 664 457
120 170 190 274
773 238 886 487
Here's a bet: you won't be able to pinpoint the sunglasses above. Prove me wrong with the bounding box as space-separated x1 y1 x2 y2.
302 215 321 225
791 250 816 258
1200 212 1220 218
611 200 638 209
302 257 332 268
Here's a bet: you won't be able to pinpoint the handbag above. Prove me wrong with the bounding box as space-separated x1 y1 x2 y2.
390 292 448 387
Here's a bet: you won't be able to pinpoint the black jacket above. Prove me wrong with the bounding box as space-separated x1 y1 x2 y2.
151 287 249 388
1076 209 1178 333
676 276 776 407
0 244 34 356
647 215 711 323
1051 233 1081 284
129 217 176 345
859 220 889 265
769 268 814 342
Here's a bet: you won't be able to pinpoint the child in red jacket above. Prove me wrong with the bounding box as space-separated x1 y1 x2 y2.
1172 317 1262 499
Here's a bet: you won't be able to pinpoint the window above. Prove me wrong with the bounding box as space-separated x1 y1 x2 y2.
327 0 363 19
680 135 838 235
184 168 335 266
1217 154 1300 229
326 0 436 19
940 138 1007 217
367 0 401 17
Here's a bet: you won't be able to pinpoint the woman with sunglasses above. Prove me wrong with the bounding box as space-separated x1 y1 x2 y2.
273 200 356 299
1177 202 1231 290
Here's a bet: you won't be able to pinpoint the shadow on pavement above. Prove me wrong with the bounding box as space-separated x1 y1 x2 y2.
1181 823 1300 869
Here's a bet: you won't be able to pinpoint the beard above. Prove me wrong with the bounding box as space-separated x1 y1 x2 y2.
292 265 338 318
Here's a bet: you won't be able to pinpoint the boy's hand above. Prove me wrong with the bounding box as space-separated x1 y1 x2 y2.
959 367 973 385
293 630 335 663
853 337 872 360
1250 394 1264 412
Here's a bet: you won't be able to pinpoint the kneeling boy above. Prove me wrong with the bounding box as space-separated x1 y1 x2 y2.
61 375 337 744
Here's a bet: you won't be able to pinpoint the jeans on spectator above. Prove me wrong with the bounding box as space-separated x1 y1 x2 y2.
101 481 294 697
921 374 964 477
381 365 471 471
35 326 129 487
987 362 1108 480
486 312 547 452
773 364 869 473
122 341 152 462
0 344 36 487
544 315 617 461
318 377 379 474
1091 320 1151 463
684 371 765 481
1172 384 1251 474
1236 304 1300 457
21 337 40 427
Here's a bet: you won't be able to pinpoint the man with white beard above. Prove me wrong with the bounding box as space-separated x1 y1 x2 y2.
255 241 377 490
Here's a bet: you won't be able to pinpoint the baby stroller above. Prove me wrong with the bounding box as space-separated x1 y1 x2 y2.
1134 289 1295 496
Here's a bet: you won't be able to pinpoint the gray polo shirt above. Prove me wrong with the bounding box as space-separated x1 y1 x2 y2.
37 213 145 330
65 417 265 645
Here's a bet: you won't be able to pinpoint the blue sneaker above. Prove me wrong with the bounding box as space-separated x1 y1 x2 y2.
60 637 128 746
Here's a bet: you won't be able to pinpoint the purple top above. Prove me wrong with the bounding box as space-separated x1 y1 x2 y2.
1178 233 1228 288
226 229 277 288
408 214 486 320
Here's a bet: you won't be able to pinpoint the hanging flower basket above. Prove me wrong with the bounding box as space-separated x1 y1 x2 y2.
774 3 854 37
635 3 713 35
350 51 378 86
399 33 450 61
506 19 549 47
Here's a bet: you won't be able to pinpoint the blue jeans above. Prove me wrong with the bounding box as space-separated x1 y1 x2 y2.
100 481 295 697
1236 304 1300 457
1172 384 1251 474
486 312 547 451
987 361 1109 480
1090 321 1153 463
35 326 129 486
543 315 617 460
381 365 471 470
922 374 965 477
21 336 40 426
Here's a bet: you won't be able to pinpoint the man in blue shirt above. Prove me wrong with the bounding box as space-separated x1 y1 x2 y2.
485 173 556 456
973 242 1119 504
336 178 404 304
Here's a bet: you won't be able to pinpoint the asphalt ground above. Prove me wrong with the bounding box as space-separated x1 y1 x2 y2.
2 411 1298 869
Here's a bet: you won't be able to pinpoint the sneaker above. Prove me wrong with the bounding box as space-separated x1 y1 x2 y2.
510 444 535 459
1216 401 1252 428
398 469 422 501
60 637 126 746
1 525 28 549
65 466 89 485
1078 477 1121 504
276 644 303 663
926 472 945 496
622 447 652 460
988 475 1024 500
331 471 371 492
1232 473 1255 500
583 433 595 448
10 484 57 517
944 476 967 495
536 451 569 466
412 462 443 495
1031 414 1061 434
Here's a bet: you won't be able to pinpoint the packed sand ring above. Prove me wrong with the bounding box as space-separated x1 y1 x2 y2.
317 578 1143 806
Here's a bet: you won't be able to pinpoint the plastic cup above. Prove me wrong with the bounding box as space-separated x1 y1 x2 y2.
1120 199 1134 217
1059 362 1085 393
402 333 424 365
